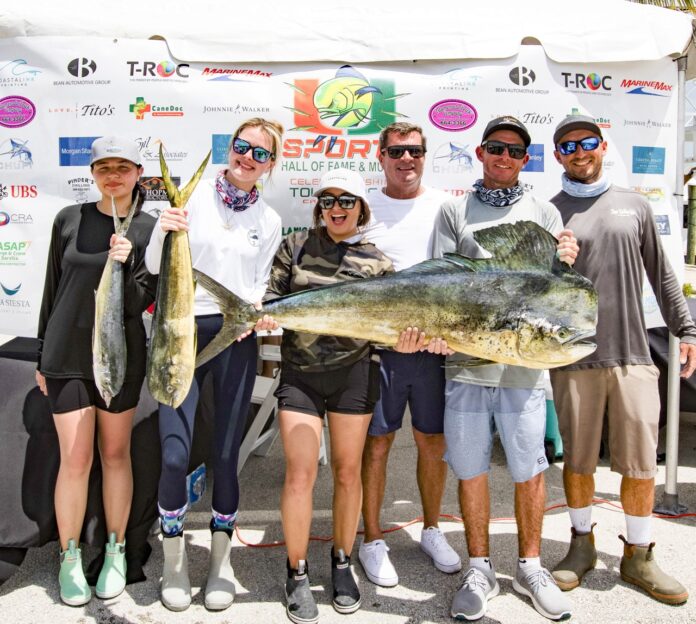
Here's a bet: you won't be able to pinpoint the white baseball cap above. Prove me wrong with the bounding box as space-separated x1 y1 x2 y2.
90 135 141 166
313 169 369 209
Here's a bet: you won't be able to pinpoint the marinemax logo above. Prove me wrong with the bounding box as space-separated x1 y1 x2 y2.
203 67 272 81
621 79 672 97
129 97 183 120
0 138 32 169
0 96 36 128
429 99 477 132
59 137 100 166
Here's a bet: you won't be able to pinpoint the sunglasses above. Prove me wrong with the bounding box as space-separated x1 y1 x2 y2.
557 136 601 156
317 194 359 210
381 145 426 159
481 140 527 160
231 137 274 164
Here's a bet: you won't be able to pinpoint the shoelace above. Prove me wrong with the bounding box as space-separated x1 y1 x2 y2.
523 568 553 594
460 568 491 593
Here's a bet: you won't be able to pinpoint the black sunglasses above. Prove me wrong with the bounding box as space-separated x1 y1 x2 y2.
232 137 274 164
481 140 527 160
557 136 601 156
381 145 426 159
317 194 359 210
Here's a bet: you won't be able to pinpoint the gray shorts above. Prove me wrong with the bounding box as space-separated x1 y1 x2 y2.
443 381 548 483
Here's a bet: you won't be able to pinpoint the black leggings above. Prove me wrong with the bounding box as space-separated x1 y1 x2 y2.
157 314 258 515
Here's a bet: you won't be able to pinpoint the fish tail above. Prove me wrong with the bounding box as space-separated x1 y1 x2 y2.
192 269 255 367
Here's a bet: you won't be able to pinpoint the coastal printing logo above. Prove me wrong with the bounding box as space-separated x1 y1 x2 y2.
0 59 41 87
135 137 188 162
429 100 477 132
53 57 111 86
59 137 100 166
561 71 611 95
437 69 483 92
522 144 544 172
285 65 407 156
621 78 672 97
0 138 32 169
202 67 272 82
632 146 666 175
432 142 474 174
0 96 36 128
127 60 189 82
0 211 33 226
129 97 183 120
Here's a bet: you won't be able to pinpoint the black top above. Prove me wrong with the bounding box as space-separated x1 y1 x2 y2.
37 202 157 380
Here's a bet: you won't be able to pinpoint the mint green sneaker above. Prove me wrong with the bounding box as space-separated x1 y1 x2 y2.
96 533 127 599
59 539 91 606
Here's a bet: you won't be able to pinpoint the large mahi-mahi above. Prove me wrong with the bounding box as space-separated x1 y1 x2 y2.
193 221 598 370
146 147 210 408
92 195 138 406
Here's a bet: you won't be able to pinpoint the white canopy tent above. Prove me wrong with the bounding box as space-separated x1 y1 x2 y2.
1 0 694 511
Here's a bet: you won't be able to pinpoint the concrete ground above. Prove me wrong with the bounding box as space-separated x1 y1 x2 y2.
2 414 696 624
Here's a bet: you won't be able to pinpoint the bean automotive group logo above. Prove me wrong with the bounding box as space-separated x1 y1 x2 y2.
53 57 111 86
621 78 672 97
561 72 612 95
0 59 41 87
59 137 100 166
0 138 32 170
127 60 190 82
0 96 36 128
285 65 406 157
496 67 549 95
129 97 183 120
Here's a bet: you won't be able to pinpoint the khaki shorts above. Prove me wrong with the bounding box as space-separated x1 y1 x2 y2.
550 365 659 479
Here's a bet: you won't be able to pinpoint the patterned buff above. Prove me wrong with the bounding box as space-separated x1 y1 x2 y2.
473 179 525 207
158 502 188 536
215 170 260 212
211 509 238 533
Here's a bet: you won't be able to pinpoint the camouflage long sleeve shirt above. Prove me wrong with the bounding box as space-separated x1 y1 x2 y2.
265 228 394 372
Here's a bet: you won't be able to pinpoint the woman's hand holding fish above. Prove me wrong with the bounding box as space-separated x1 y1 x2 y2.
394 327 426 353
556 228 578 266
425 337 455 356
159 207 189 233
108 234 132 263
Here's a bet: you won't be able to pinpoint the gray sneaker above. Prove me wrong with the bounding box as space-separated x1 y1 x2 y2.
451 566 500 621
513 566 572 621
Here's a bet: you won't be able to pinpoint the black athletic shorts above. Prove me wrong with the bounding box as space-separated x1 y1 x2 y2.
274 353 381 418
45 377 142 414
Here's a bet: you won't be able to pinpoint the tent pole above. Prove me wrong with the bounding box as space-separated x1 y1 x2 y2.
654 55 688 516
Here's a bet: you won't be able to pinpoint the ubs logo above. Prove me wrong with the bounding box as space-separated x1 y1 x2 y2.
68 58 97 78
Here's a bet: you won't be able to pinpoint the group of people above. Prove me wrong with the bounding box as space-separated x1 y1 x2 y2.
35 112 696 622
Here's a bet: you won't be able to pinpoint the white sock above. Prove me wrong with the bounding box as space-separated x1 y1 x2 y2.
469 557 494 573
568 505 593 534
518 557 541 573
625 514 651 546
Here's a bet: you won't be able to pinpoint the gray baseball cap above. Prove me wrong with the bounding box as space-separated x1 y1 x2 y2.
553 115 603 145
90 136 141 166
481 116 531 147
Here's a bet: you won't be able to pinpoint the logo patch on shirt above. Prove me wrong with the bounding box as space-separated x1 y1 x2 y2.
610 208 634 217
247 228 260 247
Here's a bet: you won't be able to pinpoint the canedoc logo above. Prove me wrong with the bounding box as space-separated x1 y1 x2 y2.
522 144 544 173
509 66 535 86
59 137 100 166
0 96 36 128
621 79 672 97
561 72 611 91
68 58 97 78
0 281 21 296
129 97 183 120
429 99 477 132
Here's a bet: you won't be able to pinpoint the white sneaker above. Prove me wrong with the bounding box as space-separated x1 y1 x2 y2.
358 539 398 587
420 526 462 573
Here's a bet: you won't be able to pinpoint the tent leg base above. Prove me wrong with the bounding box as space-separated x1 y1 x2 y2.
653 492 687 516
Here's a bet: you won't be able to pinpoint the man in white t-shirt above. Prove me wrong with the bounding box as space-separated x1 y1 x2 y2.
358 122 461 587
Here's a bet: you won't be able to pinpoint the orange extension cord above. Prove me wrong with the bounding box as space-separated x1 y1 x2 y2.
233 497 696 548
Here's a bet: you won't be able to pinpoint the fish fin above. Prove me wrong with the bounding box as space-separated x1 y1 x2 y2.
472 221 559 271
355 86 382 96
192 269 254 367
159 143 182 207
178 150 212 207
397 256 482 276
446 357 496 368
336 64 367 81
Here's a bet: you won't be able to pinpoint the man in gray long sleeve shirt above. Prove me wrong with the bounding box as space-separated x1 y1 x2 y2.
549 114 696 606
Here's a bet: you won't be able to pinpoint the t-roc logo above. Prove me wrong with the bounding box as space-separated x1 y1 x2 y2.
68 58 97 78
509 66 536 86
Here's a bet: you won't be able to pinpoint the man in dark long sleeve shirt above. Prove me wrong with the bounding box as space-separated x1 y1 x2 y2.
549 114 696 606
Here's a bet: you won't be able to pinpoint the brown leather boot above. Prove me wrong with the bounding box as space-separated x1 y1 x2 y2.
619 535 688 605
552 524 597 590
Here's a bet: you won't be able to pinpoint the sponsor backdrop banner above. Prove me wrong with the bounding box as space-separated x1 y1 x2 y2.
0 38 679 335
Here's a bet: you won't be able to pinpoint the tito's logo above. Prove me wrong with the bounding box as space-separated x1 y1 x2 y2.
287 65 405 153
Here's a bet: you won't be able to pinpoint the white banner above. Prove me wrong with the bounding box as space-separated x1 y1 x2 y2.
0 38 680 336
